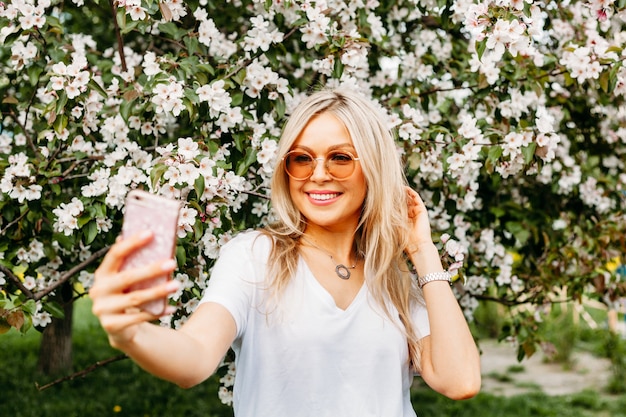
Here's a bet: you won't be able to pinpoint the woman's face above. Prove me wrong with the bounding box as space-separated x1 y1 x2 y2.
287 112 367 233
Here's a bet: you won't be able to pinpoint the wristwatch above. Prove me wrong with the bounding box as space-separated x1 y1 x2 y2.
418 271 452 288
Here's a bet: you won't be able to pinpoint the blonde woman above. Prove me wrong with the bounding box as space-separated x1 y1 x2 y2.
90 88 481 417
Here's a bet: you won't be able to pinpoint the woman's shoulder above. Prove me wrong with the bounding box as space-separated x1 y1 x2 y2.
220 228 274 258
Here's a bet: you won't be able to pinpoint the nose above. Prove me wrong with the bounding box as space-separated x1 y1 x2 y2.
309 157 330 181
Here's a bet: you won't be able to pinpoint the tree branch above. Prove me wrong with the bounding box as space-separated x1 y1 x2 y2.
0 209 29 236
241 189 270 200
110 0 128 73
8 108 39 158
35 354 128 391
33 246 111 301
0 264 35 299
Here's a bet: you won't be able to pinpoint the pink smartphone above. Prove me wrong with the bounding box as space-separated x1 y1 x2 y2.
121 189 181 316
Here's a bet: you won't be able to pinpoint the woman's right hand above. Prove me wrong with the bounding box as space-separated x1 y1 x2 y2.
89 231 179 349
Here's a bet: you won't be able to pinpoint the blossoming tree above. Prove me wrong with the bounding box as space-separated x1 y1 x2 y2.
1 0 625 393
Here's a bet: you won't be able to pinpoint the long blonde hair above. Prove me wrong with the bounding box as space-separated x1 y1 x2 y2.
262 88 424 370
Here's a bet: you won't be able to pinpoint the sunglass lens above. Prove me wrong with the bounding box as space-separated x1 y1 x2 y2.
286 152 313 179
328 152 355 179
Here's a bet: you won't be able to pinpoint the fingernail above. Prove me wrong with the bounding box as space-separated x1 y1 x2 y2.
165 280 181 292
163 305 178 315
161 259 177 271
139 230 153 239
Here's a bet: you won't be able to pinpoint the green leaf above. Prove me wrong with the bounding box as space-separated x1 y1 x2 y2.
120 18 140 35
84 221 98 245
231 92 244 107
184 36 200 57
27 64 44 87
233 133 245 153
54 91 68 116
43 301 65 319
175 245 186 266
116 7 127 31
88 79 108 99
50 182 61 195
487 145 503 163
274 97 286 119
150 164 169 189
476 38 488 61
120 97 135 121
517 345 526 362
94 203 107 219
522 142 537 165
159 22 182 40
490 207 506 218
21 299 37 315
45 15 63 33
194 221 204 241
332 58 344 79
197 63 215 76
607 62 622 94
237 149 257 176
505 221 531 245
432 190 441 207
265 48 280 67
231 69 246 87
194 175 205 199
599 70 610 93
196 72 208 86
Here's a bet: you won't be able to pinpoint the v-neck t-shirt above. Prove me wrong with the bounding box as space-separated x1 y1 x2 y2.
200 230 431 417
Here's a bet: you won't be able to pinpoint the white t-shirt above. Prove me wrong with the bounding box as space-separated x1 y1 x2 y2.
200 231 430 417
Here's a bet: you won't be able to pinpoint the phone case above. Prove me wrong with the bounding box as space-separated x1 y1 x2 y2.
121 189 181 316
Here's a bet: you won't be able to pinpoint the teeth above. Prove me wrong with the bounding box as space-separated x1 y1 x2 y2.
309 193 339 201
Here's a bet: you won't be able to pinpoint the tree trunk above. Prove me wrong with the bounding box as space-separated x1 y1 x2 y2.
37 281 74 375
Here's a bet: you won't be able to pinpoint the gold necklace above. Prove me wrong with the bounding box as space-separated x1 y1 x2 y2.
300 237 358 280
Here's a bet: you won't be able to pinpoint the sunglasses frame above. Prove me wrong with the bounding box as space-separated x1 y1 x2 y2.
282 149 361 181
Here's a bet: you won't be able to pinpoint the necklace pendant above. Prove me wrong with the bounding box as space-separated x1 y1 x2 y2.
335 264 351 280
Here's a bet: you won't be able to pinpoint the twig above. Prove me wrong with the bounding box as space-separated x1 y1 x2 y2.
33 246 111 301
110 0 127 73
241 189 270 200
35 354 128 391
8 109 39 158
61 161 81 178
0 264 35 299
55 155 104 164
0 209 29 236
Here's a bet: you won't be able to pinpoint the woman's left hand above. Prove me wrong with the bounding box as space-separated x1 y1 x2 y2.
405 187 435 254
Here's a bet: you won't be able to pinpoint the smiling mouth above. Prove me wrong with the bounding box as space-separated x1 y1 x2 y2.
308 192 341 201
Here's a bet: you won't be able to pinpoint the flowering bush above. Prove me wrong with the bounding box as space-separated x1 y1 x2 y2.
1 0 626 397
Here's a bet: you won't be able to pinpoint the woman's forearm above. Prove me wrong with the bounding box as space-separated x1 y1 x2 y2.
410 244 481 399
111 303 236 389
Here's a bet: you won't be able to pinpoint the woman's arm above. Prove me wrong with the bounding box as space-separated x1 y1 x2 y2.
89 232 236 388
405 187 481 399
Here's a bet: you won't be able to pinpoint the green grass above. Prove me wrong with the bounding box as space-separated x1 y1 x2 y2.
2 298 626 416
0 299 233 417
412 383 626 417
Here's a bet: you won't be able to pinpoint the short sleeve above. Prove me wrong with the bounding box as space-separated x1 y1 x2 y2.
199 231 270 339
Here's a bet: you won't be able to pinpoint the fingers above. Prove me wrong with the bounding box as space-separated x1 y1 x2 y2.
99 308 156 336
90 232 180 343
99 230 154 275
92 279 180 317
91 278 180 345
405 186 424 219
93 234 177 295
91 258 177 304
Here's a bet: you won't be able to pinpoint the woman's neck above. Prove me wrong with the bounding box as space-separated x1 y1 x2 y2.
301 226 359 262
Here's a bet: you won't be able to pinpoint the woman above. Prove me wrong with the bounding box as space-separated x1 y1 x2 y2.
90 88 481 417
